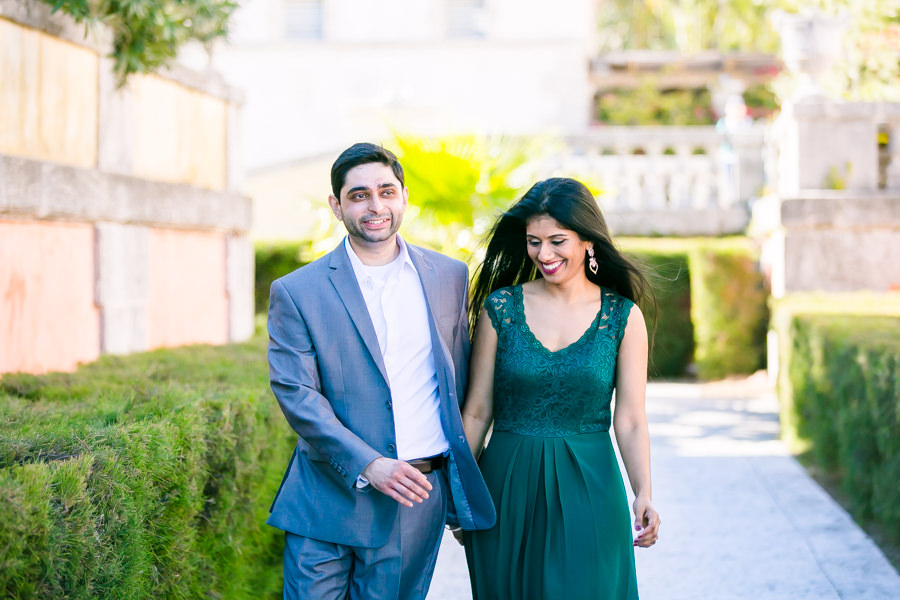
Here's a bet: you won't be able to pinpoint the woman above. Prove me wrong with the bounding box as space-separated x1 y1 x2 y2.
461 178 660 599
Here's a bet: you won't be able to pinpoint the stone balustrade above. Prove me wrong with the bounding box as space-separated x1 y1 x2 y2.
548 126 766 235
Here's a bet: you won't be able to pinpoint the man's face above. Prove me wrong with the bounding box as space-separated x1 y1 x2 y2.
328 162 408 245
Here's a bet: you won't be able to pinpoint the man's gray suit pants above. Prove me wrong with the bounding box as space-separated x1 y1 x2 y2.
283 470 448 600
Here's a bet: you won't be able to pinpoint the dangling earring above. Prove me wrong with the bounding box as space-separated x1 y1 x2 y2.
587 247 599 275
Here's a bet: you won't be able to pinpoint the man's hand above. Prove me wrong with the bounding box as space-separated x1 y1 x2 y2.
362 457 433 507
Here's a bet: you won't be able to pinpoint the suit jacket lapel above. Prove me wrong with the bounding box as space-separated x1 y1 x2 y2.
408 245 443 341
409 245 454 383
327 244 390 385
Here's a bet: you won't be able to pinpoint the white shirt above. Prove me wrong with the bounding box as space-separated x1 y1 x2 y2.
344 236 449 462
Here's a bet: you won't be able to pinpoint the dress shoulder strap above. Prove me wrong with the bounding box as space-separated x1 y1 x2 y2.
483 287 516 333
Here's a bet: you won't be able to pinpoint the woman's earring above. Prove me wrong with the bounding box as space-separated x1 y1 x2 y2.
587 247 599 275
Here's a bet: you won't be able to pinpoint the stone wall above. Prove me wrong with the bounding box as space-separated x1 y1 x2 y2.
761 192 900 297
757 98 900 298
0 0 253 374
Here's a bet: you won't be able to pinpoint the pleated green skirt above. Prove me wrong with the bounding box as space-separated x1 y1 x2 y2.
464 430 638 600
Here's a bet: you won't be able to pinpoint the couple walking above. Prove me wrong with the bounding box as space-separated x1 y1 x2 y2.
266 143 660 600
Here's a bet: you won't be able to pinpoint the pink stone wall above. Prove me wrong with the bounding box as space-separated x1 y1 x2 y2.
0 220 100 373
147 229 228 348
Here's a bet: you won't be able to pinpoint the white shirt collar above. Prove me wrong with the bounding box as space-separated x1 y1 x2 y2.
344 235 417 281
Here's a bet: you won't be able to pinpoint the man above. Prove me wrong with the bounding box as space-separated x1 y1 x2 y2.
266 143 495 599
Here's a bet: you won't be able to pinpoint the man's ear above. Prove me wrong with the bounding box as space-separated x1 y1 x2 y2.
328 194 343 221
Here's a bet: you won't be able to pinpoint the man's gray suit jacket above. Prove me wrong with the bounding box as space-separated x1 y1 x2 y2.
266 241 496 548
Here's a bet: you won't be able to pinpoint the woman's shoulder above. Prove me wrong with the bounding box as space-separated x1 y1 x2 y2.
599 288 639 336
486 285 517 303
600 286 628 303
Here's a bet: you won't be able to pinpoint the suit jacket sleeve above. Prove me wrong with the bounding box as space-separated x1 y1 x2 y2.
267 278 381 487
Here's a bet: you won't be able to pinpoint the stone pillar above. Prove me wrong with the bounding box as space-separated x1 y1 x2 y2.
882 103 900 189
94 223 150 354
777 100 879 194
226 234 255 342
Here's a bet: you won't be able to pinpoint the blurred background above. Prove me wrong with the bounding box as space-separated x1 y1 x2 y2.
2 0 899 597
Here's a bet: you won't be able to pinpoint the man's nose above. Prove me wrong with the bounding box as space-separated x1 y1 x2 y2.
368 196 384 212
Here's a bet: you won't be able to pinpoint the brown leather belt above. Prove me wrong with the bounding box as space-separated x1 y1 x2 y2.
407 454 445 474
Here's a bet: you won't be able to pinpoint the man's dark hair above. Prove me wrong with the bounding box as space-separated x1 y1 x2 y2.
330 143 405 198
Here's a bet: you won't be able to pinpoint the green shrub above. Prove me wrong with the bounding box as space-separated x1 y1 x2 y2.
255 242 307 314
689 241 768 379
623 248 694 378
596 81 715 126
622 237 768 380
786 315 900 543
0 338 290 599
43 0 237 84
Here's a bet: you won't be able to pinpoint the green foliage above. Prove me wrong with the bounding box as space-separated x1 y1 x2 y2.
742 82 780 119
623 249 694 378
43 0 236 84
597 0 780 53
255 242 309 314
824 162 853 190
776 0 900 100
596 81 715 126
0 338 288 599
786 314 900 543
689 241 769 379
622 238 769 380
392 134 546 260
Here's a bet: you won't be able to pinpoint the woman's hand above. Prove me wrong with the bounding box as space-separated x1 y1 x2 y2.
632 495 660 548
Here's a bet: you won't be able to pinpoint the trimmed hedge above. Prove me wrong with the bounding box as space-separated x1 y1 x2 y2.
689 242 768 379
786 314 900 544
255 243 307 314
0 337 290 599
622 237 769 380
623 249 693 378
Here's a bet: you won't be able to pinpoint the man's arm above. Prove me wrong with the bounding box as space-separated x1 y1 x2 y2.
268 278 381 487
268 279 432 505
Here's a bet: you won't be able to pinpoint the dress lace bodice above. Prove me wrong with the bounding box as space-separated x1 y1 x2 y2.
484 285 633 437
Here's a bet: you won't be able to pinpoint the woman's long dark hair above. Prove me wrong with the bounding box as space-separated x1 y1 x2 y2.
469 177 654 333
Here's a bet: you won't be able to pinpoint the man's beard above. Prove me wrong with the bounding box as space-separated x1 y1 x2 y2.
344 213 402 244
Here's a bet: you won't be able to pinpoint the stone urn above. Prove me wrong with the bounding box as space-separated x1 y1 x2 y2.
773 9 849 99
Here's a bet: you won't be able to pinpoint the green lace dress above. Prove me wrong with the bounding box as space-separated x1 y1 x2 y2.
464 285 639 600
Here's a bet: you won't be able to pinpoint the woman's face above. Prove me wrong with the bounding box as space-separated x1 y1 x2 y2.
525 215 592 284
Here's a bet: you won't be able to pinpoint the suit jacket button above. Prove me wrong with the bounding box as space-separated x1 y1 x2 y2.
386 443 395 453
386 400 393 410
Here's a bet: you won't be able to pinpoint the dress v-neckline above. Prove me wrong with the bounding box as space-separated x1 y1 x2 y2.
513 285 605 354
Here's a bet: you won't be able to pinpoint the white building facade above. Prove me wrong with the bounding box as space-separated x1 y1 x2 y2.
213 0 597 173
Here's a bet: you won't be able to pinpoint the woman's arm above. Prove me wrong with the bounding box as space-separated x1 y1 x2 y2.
613 304 660 548
461 309 498 459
